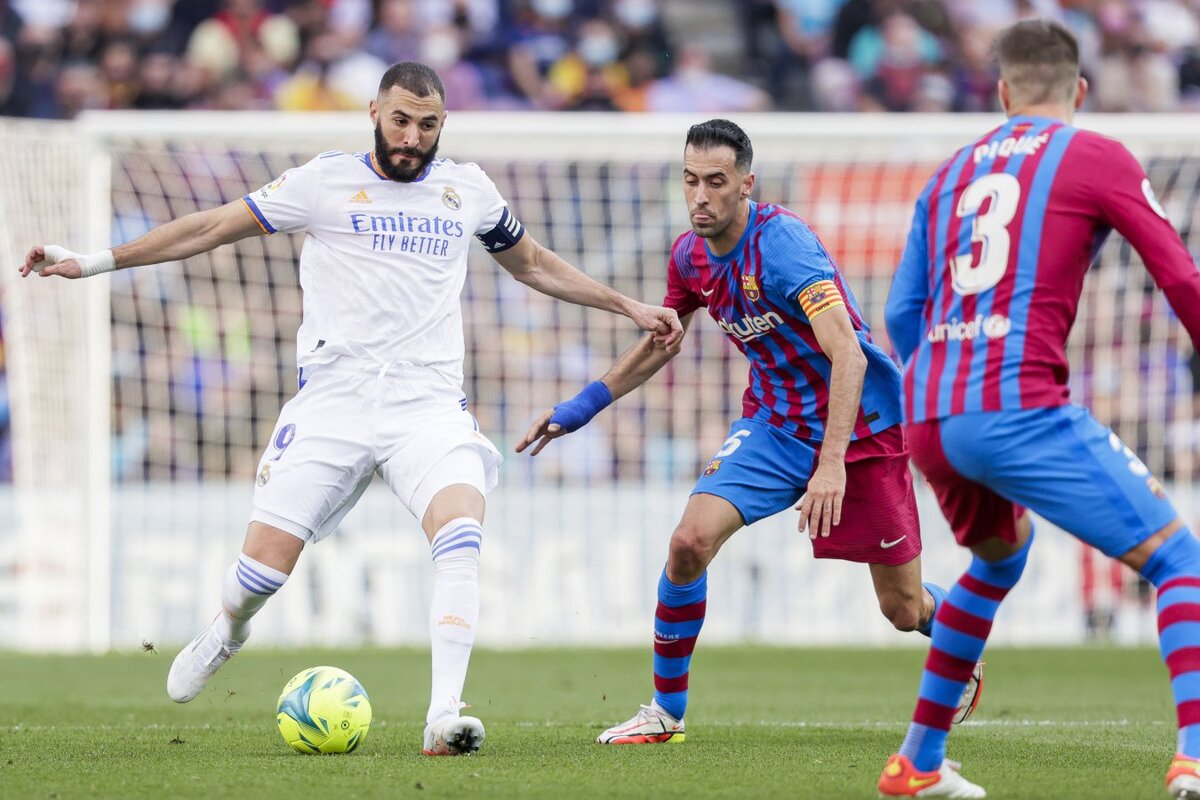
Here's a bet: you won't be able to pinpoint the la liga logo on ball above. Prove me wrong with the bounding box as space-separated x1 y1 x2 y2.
276 666 372 754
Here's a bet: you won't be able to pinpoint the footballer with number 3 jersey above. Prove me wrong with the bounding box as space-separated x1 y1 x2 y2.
20 62 682 758
877 20 1200 800
519 119 980 747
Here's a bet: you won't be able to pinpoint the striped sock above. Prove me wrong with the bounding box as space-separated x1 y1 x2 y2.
1141 529 1200 758
427 518 483 725
216 553 288 643
652 570 707 722
917 582 948 637
900 532 1034 771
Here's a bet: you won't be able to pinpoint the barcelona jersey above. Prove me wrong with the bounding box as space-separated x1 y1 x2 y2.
664 201 902 442
887 114 1200 424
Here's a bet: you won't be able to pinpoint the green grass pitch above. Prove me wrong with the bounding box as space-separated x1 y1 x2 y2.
0 646 1177 799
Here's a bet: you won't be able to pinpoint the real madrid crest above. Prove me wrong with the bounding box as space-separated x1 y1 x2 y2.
442 185 462 211
741 274 760 302
257 463 271 486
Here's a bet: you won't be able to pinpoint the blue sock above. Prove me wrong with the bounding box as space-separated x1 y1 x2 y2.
900 532 1034 771
652 570 707 721
1141 529 1200 758
917 582 948 637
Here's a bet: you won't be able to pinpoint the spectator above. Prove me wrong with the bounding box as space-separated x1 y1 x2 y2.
645 44 770 112
859 12 940 112
0 35 28 117
423 23 490 109
275 33 362 110
0 0 1195 117
608 0 671 76
847 9 942 83
186 0 299 84
54 62 108 118
507 0 576 109
611 45 657 111
770 0 846 109
547 18 628 111
133 51 188 110
364 0 423 66
98 38 140 109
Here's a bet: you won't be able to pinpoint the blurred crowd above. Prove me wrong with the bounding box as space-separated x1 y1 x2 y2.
1 0 1200 118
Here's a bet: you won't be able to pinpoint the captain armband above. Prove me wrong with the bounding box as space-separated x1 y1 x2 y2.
475 207 525 252
798 279 844 321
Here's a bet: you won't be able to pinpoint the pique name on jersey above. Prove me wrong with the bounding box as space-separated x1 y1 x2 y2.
972 132 1050 164
349 211 466 254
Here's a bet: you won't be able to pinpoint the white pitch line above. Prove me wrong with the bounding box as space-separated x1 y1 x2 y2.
7 719 1165 733
516 719 1165 729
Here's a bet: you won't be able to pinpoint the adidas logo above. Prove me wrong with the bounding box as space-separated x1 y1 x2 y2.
349 190 371 204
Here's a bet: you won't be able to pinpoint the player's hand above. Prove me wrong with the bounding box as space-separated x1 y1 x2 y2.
516 408 567 456
21 245 83 279
629 303 683 349
796 459 846 539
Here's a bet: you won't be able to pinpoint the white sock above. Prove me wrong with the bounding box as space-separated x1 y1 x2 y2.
426 518 482 725
213 553 289 644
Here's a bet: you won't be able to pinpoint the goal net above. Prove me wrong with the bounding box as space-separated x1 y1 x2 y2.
1 112 1197 651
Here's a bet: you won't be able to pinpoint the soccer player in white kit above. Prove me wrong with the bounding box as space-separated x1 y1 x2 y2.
20 62 683 756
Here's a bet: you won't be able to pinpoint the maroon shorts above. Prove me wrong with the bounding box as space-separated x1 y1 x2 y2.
905 419 1023 548
811 425 922 566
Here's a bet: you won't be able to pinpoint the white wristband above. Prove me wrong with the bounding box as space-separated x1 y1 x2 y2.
79 249 116 277
37 245 116 277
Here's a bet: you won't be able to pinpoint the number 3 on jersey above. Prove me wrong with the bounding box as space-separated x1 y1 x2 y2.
950 172 1021 296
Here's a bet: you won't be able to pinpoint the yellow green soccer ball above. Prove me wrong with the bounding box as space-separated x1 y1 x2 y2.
276 666 372 754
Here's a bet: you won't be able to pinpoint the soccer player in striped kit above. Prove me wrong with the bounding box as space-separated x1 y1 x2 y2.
519 119 980 745
877 20 1200 799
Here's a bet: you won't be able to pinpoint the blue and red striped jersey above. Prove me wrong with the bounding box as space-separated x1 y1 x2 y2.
886 114 1200 424
665 201 902 442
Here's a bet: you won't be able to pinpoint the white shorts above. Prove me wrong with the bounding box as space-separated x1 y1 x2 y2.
250 362 502 542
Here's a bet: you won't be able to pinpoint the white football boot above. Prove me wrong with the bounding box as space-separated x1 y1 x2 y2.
423 702 485 756
952 662 985 724
167 615 241 703
596 702 685 744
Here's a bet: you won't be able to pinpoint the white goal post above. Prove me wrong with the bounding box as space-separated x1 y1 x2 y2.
1 112 1197 652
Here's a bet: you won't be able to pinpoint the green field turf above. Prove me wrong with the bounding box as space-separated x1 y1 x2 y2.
0 646 1178 799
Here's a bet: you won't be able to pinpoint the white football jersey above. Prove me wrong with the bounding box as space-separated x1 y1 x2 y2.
242 151 521 389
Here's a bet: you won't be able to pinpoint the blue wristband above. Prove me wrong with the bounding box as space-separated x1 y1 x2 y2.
549 380 613 432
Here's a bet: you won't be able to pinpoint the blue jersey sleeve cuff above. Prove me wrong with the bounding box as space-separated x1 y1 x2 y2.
242 195 277 235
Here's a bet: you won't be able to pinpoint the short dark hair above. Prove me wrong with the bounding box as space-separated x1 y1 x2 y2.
685 119 753 173
378 61 445 101
993 19 1080 106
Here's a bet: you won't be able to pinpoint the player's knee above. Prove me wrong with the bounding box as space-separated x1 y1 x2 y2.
878 592 923 632
668 523 716 580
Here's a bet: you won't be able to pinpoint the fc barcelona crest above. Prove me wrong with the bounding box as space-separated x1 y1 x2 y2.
741 274 760 302
703 458 722 476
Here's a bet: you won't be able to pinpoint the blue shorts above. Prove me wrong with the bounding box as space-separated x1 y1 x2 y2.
692 418 922 565
906 404 1179 557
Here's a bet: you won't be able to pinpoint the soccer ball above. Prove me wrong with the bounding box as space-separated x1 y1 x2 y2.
276 666 372 754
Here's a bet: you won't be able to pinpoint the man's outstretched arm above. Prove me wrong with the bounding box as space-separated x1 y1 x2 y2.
490 232 683 348
21 199 266 279
517 313 694 456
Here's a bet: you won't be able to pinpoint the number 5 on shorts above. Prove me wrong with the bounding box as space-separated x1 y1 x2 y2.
715 430 751 458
